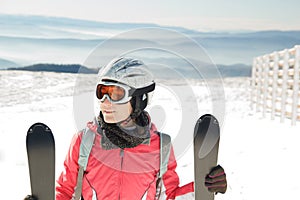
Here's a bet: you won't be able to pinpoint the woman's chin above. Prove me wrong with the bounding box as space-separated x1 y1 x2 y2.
103 116 117 123
103 114 126 124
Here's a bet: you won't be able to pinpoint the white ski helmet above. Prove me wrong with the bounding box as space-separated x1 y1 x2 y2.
97 57 155 116
98 57 155 89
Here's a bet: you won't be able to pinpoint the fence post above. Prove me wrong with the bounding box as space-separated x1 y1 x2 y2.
280 49 289 123
271 52 279 120
256 56 263 112
251 58 257 111
262 55 270 118
291 45 300 125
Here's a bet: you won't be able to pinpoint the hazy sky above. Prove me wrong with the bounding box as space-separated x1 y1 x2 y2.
0 0 299 31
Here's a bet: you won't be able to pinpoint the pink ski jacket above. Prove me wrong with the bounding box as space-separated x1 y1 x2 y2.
56 121 194 199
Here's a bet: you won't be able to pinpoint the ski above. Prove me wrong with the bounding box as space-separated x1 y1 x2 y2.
26 123 55 200
194 114 220 200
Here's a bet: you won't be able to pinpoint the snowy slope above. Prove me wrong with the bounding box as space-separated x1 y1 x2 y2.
0 71 299 199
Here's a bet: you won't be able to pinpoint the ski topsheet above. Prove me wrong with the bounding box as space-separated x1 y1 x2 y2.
194 114 220 200
26 123 55 200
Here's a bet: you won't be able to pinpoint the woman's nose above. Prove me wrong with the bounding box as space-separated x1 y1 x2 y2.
101 96 112 106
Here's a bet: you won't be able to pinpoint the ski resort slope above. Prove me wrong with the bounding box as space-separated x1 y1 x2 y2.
0 70 299 199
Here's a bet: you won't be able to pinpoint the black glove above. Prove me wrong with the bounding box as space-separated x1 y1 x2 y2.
205 165 227 194
24 195 38 200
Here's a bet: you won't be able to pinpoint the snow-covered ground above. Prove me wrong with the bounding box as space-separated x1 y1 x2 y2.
0 70 299 199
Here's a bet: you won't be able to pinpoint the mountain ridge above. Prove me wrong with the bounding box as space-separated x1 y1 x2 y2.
3 62 251 78
0 14 299 69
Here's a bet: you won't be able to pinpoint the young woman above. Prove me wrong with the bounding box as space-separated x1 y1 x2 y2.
25 57 227 200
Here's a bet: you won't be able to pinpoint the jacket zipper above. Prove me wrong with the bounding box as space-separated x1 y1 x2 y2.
119 149 124 200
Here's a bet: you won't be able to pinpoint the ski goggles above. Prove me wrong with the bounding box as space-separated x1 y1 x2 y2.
96 81 155 104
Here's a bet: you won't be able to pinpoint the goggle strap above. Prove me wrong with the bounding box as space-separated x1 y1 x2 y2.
130 82 155 97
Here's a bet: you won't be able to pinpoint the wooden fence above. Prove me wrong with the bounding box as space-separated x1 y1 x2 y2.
251 45 300 125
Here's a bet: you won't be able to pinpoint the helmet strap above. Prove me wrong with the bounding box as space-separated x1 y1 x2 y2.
130 95 147 123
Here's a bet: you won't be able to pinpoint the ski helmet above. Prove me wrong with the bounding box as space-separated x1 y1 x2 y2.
97 57 155 117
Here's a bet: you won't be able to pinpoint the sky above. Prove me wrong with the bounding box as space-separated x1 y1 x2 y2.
0 0 299 31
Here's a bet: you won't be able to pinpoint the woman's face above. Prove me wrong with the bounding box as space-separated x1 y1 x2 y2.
100 98 133 123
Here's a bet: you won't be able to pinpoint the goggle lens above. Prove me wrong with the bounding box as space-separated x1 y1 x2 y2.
97 84 126 102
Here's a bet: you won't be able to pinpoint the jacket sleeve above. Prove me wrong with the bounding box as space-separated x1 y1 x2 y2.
162 146 194 199
56 132 82 200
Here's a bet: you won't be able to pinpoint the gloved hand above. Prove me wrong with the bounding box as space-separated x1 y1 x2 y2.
24 195 38 200
205 165 227 194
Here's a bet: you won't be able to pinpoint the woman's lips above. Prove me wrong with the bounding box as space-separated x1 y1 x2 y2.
103 110 115 114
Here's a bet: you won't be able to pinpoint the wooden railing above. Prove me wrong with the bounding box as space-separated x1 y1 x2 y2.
251 45 300 125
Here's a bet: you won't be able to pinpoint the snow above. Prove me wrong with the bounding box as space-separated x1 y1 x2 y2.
0 70 299 199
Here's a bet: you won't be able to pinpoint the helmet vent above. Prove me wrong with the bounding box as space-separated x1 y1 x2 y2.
124 73 146 78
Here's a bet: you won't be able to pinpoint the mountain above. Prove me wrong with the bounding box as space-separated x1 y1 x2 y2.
8 63 98 74
193 30 300 64
6 62 251 78
0 58 20 69
0 14 299 77
217 63 251 77
0 14 198 39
